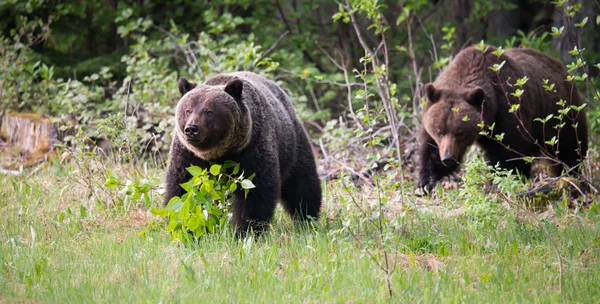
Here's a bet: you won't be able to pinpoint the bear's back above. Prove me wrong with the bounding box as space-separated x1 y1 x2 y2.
206 72 303 172
206 72 297 126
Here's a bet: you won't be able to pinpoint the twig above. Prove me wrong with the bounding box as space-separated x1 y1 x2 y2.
0 168 20 176
278 68 363 87
152 24 199 72
315 43 365 130
256 30 289 62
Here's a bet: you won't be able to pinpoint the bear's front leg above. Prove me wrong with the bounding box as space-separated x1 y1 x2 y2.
231 179 280 237
417 131 459 195
231 156 281 237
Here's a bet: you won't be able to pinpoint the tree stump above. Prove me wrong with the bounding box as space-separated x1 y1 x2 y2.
0 113 59 169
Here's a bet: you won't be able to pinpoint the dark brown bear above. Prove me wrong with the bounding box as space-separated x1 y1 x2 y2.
165 72 322 235
417 45 588 193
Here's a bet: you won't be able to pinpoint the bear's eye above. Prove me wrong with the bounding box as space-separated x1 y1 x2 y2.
185 110 192 115
204 110 213 117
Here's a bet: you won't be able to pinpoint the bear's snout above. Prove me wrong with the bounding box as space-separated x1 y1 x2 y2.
184 125 199 137
441 154 458 167
438 135 460 167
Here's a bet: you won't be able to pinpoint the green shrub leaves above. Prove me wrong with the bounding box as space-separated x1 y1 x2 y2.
151 161 254 244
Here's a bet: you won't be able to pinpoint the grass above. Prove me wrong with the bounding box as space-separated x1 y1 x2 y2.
1 157 599 303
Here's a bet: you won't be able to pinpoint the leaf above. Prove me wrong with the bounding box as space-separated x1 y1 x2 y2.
151 207 170 217
223 160 238 169
489 61 506 72
210 164 221 176
186 166 204 177
165 197 183 211
187 214 201 231
551 26 563 36
570 103 587 112
241 179 256 189
103 178 118 189
475 40 489 52
491 46 504 58
229 183 238 192
180 181 192 192
576 17 588 28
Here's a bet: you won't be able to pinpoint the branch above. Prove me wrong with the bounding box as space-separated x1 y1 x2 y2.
255 30 289 63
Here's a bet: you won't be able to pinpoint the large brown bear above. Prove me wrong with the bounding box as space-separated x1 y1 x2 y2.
417 45 588 193
165 72 322 235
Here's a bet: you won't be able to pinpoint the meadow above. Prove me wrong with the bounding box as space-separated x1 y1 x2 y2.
1 153 599 303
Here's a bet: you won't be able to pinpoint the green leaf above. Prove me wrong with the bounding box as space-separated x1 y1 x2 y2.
571 103 587 112
186 166 204 177
576 17 588 28
551 26 564 36
545 136 557 147
151 207 170 217
515 76 529 87
223 160 238 169
103 178 118 189
188 214 201 231
475 40 489 52
491 46 504 58
180 180 193 192
165 197 183 211
489 61 506 73
210 164 221 176
510 89 524 98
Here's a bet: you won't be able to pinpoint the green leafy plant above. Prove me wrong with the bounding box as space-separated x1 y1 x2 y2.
151 161 255 244
104 169 157 209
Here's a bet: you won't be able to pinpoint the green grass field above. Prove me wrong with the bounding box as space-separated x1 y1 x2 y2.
1 157 599 303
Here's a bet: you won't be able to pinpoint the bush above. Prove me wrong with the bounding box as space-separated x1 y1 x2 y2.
151 161 255 244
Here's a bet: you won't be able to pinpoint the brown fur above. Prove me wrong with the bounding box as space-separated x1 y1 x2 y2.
174 86 252 160
417 45 588 192
165 72 322 236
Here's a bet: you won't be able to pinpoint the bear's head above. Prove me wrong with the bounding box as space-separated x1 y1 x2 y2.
175 77 252 160
422 83 487 167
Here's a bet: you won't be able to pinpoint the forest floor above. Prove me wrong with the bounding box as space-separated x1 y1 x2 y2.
1 151 599 303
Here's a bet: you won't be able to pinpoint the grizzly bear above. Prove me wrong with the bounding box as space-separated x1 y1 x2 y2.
417 45 588 193
165 72 322 235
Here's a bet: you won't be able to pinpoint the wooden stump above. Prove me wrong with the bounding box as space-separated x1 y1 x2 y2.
0 113 59 169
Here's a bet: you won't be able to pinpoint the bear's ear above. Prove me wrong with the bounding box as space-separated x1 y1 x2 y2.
467 87 485 106
178 77 197 96
425 83 441 103
224 79 243 102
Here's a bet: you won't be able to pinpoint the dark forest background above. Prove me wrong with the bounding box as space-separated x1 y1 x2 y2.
1 0 599 164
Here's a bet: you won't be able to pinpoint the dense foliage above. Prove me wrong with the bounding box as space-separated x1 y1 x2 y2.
2 0 599 158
